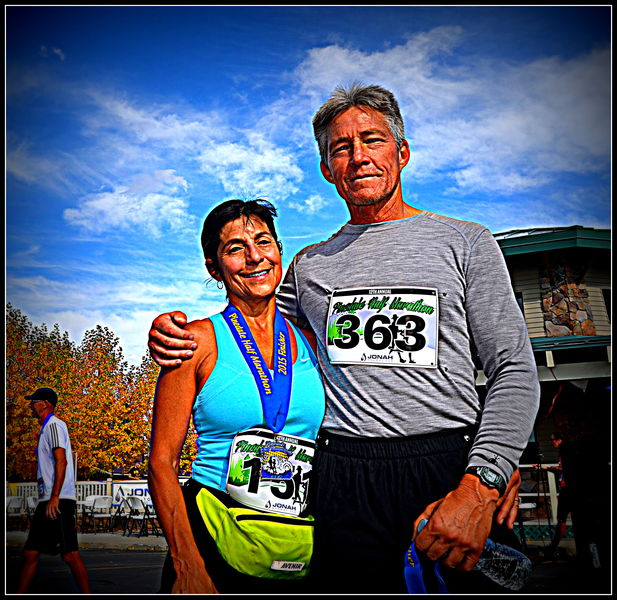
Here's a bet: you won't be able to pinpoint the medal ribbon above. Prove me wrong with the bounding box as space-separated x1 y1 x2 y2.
222 304 292 433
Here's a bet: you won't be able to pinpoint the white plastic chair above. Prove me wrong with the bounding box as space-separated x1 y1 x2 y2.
122 496 160 537
25 496 38 525
6 496 26 529
82 495 113 533
79 494 100 532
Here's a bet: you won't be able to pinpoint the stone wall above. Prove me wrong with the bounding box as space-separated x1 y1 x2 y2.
540 253 596 337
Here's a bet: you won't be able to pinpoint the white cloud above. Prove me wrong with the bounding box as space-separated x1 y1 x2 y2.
8 86 315 219
295 27 473 117
6 142 86 195
196 132 304 202
7 269 228 364
288 194 329 215
40 46 66 61
83 92 229 153
293 30 610 196
63 169 194 237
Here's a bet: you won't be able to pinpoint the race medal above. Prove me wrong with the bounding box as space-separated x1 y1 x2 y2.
326 287 439 368
227 427 315 516
222 304 314 516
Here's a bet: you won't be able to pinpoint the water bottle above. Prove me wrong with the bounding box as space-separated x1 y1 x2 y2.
413 518 532 592
473 537 532 591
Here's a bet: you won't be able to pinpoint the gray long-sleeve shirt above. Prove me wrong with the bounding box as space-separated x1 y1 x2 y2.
277 211 540 481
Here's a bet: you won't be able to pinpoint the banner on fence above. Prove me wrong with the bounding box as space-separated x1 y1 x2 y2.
112 477 190 505
113 480 150 504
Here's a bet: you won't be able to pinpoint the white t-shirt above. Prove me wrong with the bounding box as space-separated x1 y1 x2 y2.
36 414 76 501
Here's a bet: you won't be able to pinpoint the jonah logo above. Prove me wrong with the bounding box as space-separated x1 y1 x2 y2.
361 353 394 362
270 560 305 572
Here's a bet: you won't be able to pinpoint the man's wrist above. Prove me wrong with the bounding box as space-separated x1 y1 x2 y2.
464 465 507 497
461 473 500 502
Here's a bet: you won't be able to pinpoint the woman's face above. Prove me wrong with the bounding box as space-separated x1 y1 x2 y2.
210 215 282 305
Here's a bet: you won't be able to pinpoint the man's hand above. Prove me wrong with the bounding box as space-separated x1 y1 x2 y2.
148 311 197 367
496 468 521 530
46 495 61 519
413 474 499 571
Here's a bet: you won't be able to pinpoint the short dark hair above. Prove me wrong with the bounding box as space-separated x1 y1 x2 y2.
200 199 280 272
312 82 406 165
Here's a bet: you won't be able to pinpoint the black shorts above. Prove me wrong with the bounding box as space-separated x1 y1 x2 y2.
308 426 521 594
24 499 79 556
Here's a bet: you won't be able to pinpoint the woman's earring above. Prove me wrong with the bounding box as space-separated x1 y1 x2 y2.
216 280 224 290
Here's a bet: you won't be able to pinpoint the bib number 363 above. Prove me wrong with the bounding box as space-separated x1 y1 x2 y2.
326 287 439 368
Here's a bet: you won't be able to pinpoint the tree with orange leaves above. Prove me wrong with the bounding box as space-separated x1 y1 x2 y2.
5 305 197 482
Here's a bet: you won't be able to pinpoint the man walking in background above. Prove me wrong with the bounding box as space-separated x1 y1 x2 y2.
535 432 573 559
16 387 91 594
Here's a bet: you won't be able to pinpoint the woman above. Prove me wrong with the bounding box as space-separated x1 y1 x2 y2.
148 199 325 594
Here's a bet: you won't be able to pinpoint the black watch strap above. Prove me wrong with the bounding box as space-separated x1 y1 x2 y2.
465 465 507 496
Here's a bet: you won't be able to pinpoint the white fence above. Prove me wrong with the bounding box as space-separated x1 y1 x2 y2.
6 478 189 505
7 480 110 502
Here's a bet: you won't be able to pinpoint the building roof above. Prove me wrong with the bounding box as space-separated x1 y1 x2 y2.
494 225 611 255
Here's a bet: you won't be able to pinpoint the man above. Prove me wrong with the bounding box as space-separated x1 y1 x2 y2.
16 387 91 594
535 432 572 559
147 83 540 592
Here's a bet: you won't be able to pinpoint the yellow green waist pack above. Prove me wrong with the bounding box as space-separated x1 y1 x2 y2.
195 485 314 579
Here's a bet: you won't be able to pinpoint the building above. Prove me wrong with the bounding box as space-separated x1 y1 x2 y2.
491 225 611 578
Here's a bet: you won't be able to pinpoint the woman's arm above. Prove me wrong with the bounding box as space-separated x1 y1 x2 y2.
148 320 217 594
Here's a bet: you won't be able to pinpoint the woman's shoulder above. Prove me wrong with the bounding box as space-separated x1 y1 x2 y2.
185 316 214 333
185 318 217 357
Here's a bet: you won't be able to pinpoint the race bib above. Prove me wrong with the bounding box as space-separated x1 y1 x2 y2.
326 286 439 368
227 427 315 517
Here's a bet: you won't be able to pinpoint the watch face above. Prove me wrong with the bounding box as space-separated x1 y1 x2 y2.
480 467 505 489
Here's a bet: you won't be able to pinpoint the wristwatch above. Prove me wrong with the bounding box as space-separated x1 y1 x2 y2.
465 466 507 496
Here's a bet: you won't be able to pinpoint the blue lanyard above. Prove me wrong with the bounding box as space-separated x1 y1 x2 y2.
222 304 292 433
404 518 448 594
35 413 54 457
404 540 448 594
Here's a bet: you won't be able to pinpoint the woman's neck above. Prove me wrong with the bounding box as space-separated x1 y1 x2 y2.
228 295 279 354
229 295 276 325
226 293 296 369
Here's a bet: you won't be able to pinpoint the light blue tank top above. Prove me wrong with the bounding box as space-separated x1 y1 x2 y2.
191 312 326 491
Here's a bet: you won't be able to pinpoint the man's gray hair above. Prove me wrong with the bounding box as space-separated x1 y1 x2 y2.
312 82 406 165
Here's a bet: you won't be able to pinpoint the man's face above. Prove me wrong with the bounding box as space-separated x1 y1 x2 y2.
320 106 410 207
29 399 48 419
550 436 562 449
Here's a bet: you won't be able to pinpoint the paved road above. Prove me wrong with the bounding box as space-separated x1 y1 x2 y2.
5 542 610 594
5 546 167 594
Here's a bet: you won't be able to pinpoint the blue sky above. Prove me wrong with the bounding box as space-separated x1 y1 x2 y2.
6 5 611 364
